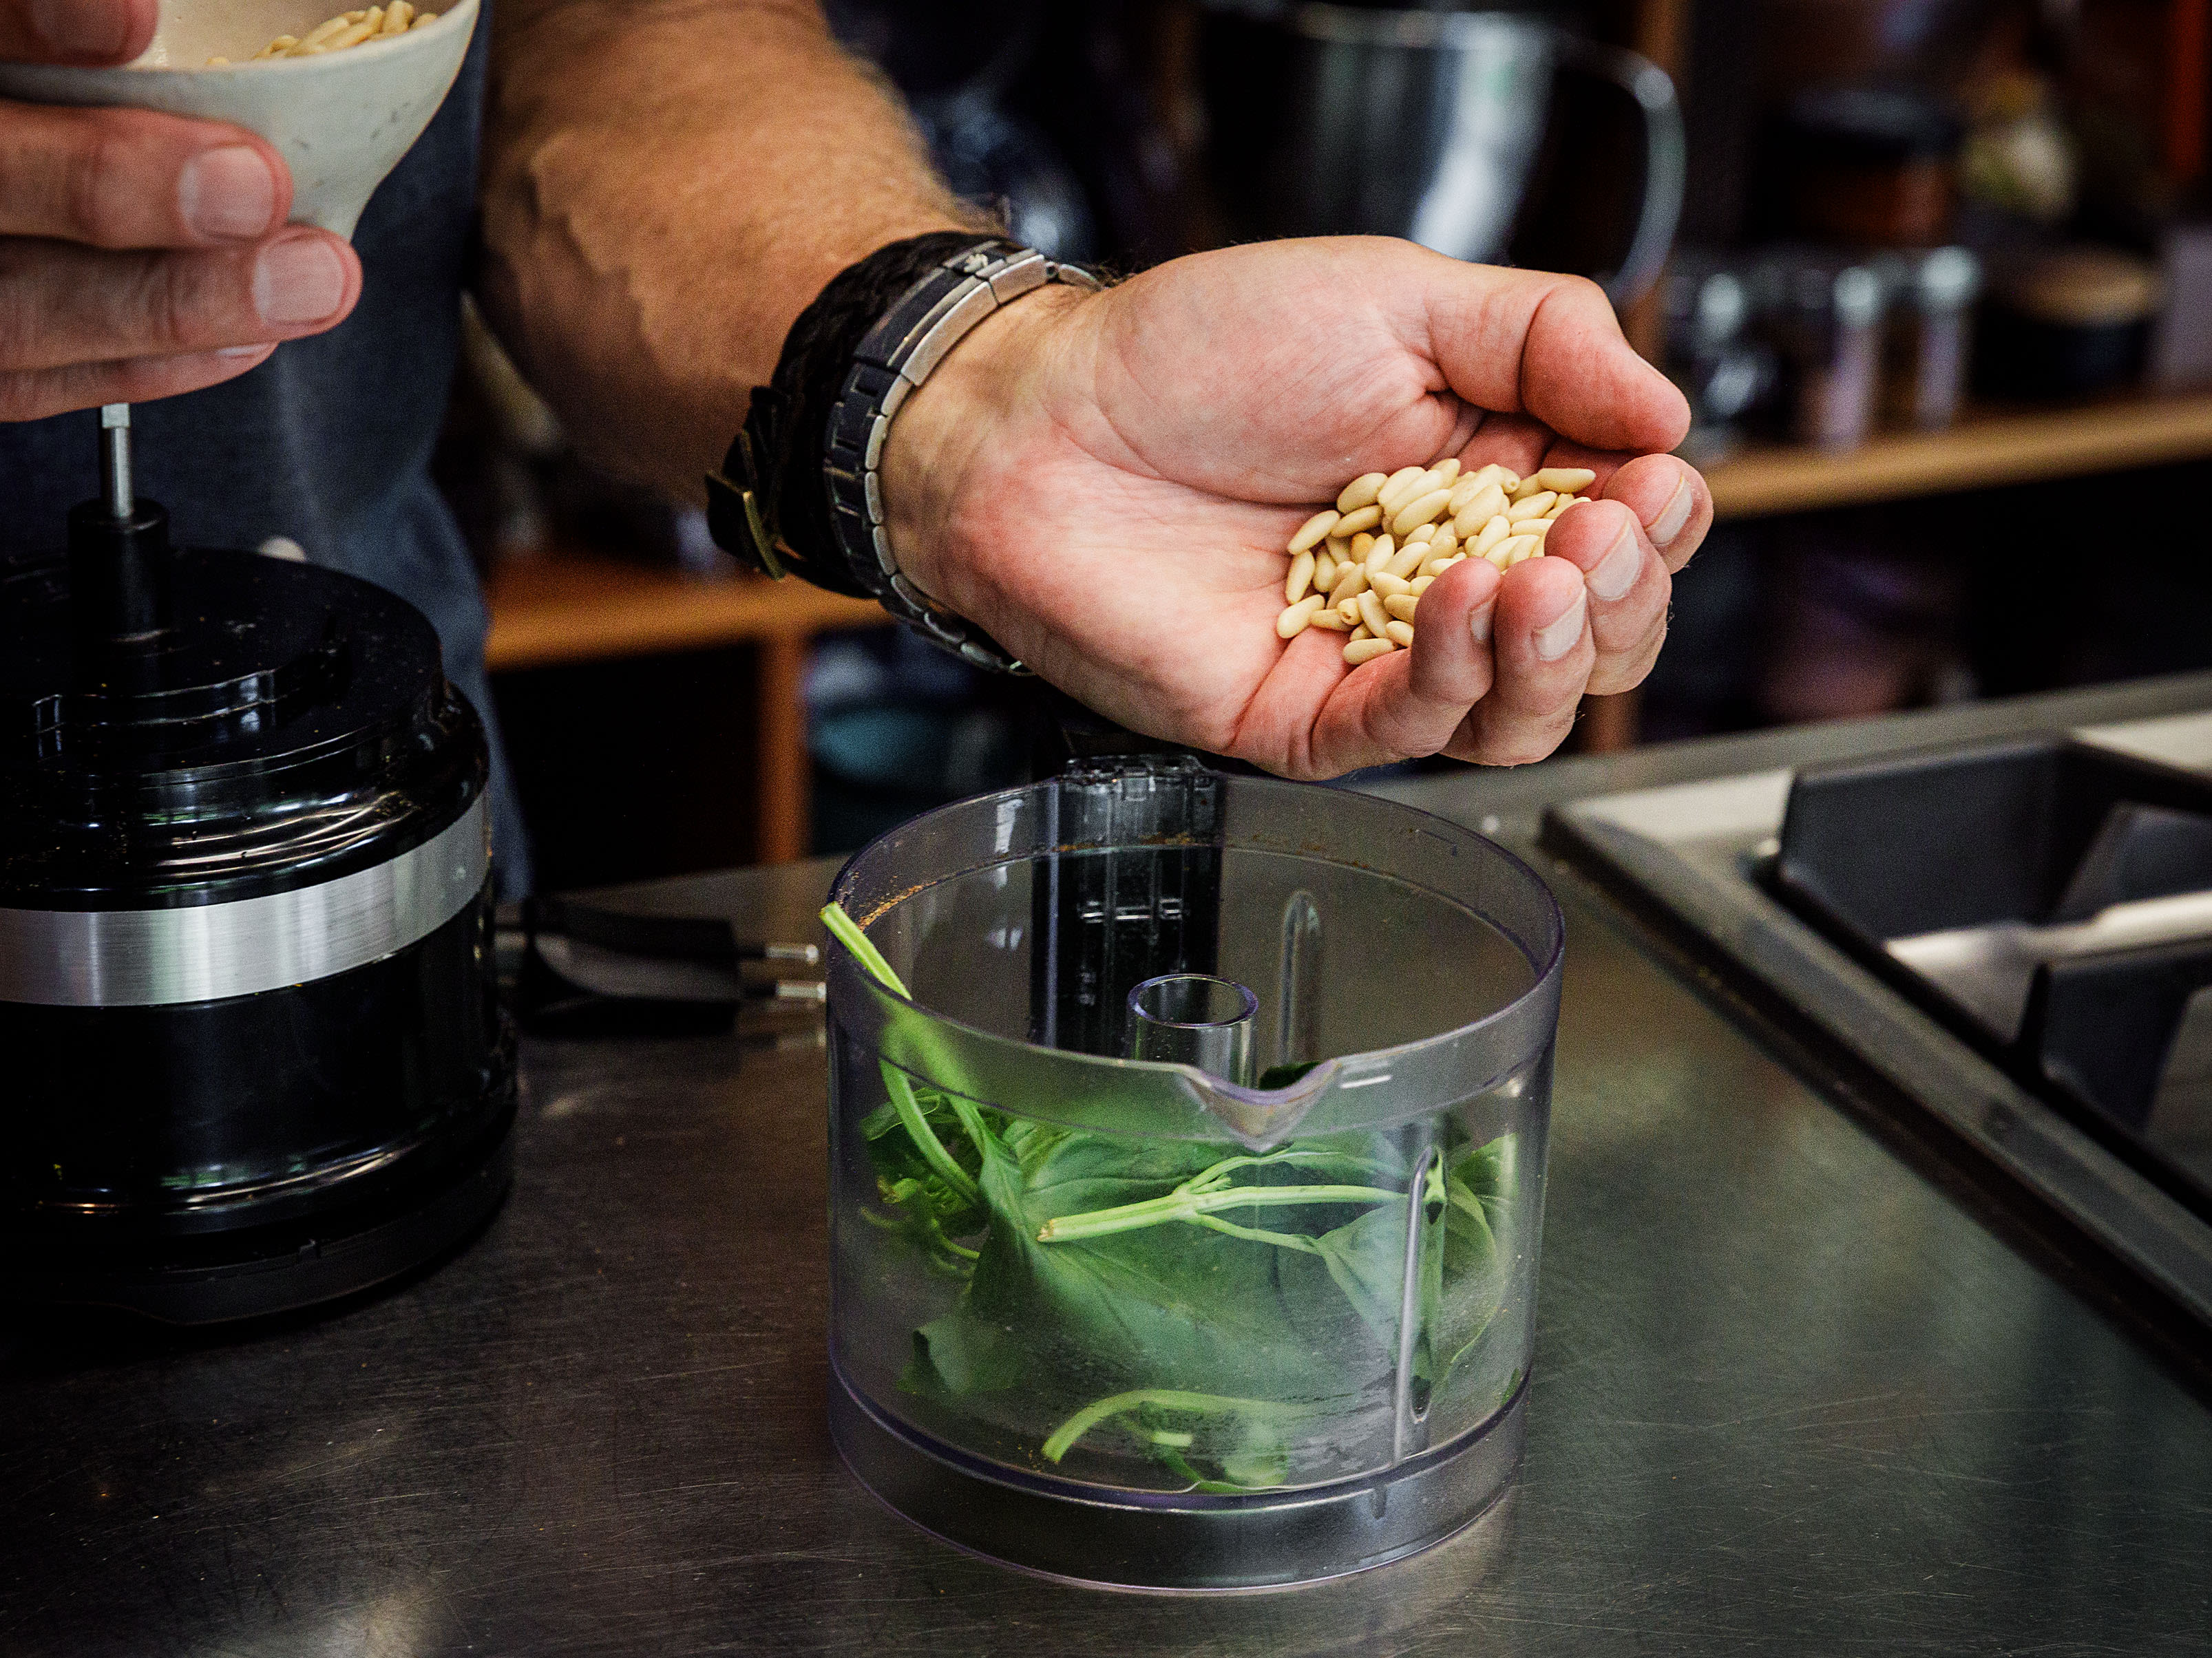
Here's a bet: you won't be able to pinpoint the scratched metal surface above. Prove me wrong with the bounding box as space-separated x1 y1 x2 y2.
8 840 2212 1655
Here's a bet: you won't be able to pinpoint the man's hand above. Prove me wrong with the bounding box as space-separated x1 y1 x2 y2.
883 239 1711 777
0 0 361 421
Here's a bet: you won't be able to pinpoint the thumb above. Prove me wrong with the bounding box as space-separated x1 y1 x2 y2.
0 0 155 61
1418 260 1689 456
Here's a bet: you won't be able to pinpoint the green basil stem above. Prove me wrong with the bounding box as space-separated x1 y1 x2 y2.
1186 1213 1326 1254
822 902 983 1204
1040 1389 1311 1464
1035 1182 1400 1244
882 1065 980 1205
819 900 913 998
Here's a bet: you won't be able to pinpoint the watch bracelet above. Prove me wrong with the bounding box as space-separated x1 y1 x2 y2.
704 233 1102 675
706 230 986 602
821 240 1102 674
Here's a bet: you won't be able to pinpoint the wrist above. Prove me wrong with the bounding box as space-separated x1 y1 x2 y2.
879 280 1095 622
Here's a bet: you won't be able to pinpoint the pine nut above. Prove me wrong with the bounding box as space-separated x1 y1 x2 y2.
1390 489 1455 539
1336 473 1387 513
1278 595 1326 637
1376 467 1425 509
1469 516 1513 560
244 4 434 57
1451 484 1508 539
1272 460 1589 659
1378 467 1445 518
1287 509 1340 555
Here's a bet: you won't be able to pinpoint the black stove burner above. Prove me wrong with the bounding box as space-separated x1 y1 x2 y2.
1769 736 2212 1217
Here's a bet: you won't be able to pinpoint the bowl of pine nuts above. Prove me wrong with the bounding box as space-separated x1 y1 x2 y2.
0 0 479 237
1275 459 1597 666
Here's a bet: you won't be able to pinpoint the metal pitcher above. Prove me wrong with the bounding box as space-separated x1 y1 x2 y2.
1197 2 1685 304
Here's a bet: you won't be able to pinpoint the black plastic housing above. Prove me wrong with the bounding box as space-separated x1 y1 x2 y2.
1 537 514 1321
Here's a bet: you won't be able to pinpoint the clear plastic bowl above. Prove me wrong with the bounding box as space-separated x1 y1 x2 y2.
823 759 1563 1588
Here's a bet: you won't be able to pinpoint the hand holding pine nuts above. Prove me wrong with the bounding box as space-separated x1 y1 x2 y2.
878 240 1710 780
1280 463 1597 664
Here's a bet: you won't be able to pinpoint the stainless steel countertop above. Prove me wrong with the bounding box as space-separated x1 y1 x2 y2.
10 677 2212 1655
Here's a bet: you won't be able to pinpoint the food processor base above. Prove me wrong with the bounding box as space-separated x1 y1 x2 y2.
0 1079 517 1326
828 1364 1528 1592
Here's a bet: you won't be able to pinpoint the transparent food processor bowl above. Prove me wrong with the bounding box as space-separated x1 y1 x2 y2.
823 761 1563 1589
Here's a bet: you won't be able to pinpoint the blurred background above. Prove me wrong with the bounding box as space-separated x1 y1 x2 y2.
445 0 2212 892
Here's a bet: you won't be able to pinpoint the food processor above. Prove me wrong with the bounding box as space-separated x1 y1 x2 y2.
0 0 502 1324
822 754 1563 1588
0 411 514 1323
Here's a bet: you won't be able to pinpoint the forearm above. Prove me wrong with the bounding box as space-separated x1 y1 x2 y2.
476 0 976 500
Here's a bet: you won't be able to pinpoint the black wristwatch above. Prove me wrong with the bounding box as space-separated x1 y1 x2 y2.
706 235 1101 674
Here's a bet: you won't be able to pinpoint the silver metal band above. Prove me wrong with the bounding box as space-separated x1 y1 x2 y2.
0 795 489 1008
825 240 1102 674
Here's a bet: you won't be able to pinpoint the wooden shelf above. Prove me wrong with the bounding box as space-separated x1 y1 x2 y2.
483 548 891 864
1704 390 2212 520
484 548 888 674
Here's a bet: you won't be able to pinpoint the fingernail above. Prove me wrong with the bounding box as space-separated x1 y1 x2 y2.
1588 523 1641 602
180 146 277 240
1468 599 1495 646
253 237 346 325
1650 477 1694 547
32 0 131 57
1534 589 1586 661
216 344 268 358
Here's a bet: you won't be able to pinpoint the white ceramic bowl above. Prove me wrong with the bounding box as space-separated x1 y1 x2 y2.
0 0 479 238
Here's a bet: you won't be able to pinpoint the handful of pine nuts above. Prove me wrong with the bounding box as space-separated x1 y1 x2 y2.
1276 460 1597 666
207 3 438 63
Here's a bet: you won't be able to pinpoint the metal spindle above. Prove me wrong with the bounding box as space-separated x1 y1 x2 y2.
99 403 134 520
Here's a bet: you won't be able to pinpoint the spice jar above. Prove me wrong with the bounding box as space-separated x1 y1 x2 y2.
1777 85 1963 248
1977 246 2164 400
1882 246 1981 429
1770 259 1886 450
